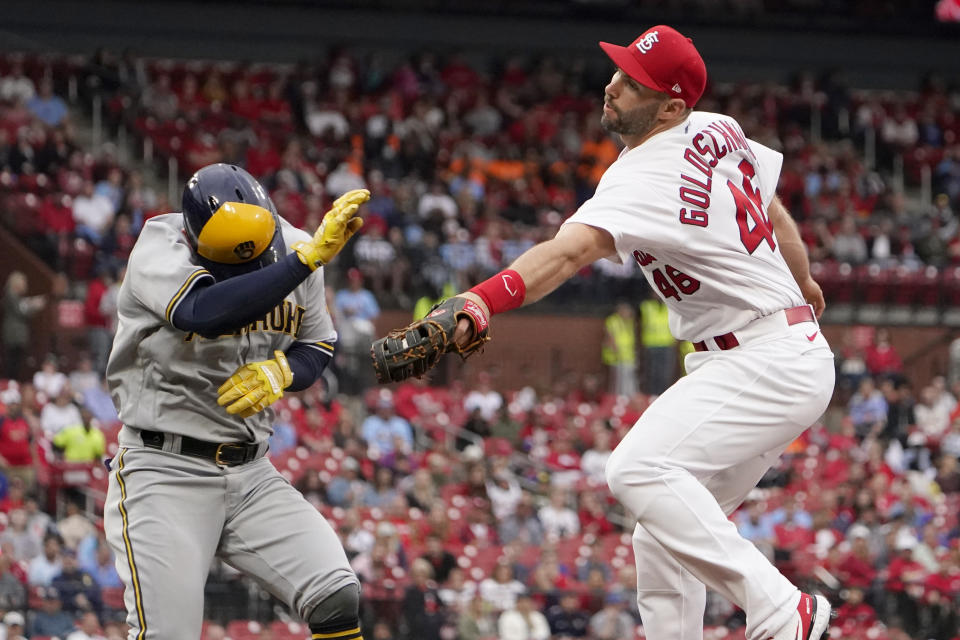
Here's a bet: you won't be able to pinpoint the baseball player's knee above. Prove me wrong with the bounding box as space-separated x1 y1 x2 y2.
604 448 638 497
604 448 662 501
307 583 362 637
604 450 627 498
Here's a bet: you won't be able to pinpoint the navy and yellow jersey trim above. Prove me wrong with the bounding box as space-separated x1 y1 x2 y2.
306 340 335 357
115 449 148 639
164 268 212 324
312 627 362 640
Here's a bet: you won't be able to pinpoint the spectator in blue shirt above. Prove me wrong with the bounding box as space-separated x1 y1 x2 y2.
269 412 298 456
26 79 68 127
765 495 814 530
335 268 381 322
326 457 372 508
27 587 75 639
848 376 889 439
82 381 119 425
361 391 413 458
736 501 776 560
78 535 122 589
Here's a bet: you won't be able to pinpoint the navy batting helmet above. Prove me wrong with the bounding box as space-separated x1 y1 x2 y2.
182 163 285 281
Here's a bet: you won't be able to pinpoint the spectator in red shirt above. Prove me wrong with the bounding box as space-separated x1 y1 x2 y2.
0 389 38 487
773 507 815 555
38 194 75 261
394 377 449 423
543 429 581 487
577 490 614 537
83 265 115 374
864 328 903 378
176 74 208 114
458 506 497 548
884 535 927 630
923 552 960 597
227 78 263 122
0 477 26 514
417 503 458 547
260 80 293 130
834 586 877 630
184 132 223 175
836 526 878 590
295 407 333 453
245 134 282 178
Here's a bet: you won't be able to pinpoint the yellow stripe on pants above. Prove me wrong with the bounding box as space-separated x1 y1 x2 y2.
116 449 148 639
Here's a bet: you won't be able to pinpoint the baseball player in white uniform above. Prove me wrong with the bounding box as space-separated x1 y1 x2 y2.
104 163 370 639
447 25 834 640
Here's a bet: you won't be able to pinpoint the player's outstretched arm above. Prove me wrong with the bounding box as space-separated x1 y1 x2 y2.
369 222 615 384
768 196 825 318
454 222 616 345
479 222 615 309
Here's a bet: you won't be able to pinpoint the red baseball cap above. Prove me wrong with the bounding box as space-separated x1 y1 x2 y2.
599 25 707 108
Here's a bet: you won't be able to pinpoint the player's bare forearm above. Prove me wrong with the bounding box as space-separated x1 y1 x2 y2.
768 197 809 282
769 196 825 317
511 224 616 304
461 223 616 316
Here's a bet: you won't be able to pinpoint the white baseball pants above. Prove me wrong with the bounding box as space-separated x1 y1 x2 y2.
605 312 834 640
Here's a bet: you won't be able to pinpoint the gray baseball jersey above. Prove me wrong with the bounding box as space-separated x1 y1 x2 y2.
103 213 357 639
106 213 336 444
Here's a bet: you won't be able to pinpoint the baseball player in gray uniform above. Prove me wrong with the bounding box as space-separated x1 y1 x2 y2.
103 163 369 640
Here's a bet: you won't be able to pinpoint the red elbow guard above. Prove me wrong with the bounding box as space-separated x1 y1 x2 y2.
469 269 526 315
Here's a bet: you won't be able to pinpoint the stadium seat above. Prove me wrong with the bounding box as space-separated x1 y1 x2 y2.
941 266 960 306
855 264 892 305
227 619 263 640
102 586 126 611
271 620 311 640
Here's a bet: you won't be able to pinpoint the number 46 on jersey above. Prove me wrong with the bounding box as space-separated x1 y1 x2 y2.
636 157 777 302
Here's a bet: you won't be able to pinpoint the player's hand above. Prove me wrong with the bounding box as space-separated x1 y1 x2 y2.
453 317 474 348
452 293 489 350
799 276 825 319
370 295 490 384
293 189 370 270
217 350 293 418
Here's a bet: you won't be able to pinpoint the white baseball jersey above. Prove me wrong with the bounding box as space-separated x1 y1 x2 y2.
106 213 336 443
564 110 805 342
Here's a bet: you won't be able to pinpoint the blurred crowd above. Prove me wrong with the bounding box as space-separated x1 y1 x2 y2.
1 43 960 640
1 329 960 639
2 47 960 313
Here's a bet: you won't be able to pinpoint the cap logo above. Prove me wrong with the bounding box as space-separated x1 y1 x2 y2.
233 240 257 260
635 31 660 54
672 83 682 93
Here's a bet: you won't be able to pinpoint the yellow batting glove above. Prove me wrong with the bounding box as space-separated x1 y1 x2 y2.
217 350 293 418
293 188 370 270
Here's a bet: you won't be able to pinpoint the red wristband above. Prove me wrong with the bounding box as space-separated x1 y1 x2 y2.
469 269 526 315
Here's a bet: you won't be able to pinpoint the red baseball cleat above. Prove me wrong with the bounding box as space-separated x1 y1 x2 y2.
769 593 831 640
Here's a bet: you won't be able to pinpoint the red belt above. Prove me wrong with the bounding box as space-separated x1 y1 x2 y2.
693 305 815 352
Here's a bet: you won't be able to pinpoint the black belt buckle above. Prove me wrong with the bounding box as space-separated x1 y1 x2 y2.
214 443 249 466
141 430 164 449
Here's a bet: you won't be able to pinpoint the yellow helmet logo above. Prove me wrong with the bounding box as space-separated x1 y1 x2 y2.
196 202 276 264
